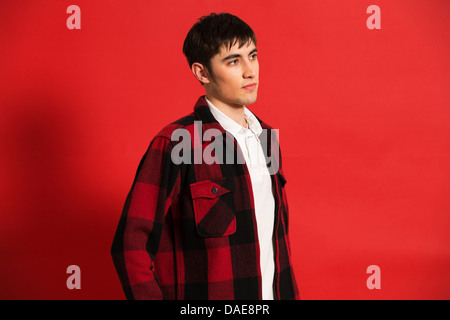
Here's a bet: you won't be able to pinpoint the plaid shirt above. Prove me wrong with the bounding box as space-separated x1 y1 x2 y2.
111 96 299 300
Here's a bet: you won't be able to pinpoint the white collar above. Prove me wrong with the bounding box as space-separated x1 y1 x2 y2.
205 96 263 138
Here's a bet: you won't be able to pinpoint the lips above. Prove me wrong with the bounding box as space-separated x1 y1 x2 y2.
243 83 257 90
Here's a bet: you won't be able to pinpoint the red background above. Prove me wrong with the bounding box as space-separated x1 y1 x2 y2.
1 0 449 299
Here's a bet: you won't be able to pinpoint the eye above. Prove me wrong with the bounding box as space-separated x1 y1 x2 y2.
250 53 258 60
228 59 238 65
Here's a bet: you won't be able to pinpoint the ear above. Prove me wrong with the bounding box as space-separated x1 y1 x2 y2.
191 62 211 85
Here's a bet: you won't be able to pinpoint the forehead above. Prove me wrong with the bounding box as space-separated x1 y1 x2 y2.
215 40 257 58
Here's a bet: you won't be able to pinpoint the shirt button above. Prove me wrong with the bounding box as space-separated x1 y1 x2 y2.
211 186 218 194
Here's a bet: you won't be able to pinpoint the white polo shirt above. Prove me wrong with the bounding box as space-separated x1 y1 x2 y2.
205 97 275 300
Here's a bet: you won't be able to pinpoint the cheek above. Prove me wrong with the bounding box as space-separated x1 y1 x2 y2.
215 71 240 92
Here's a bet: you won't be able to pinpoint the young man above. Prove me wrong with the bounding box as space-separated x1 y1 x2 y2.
111 12 299 300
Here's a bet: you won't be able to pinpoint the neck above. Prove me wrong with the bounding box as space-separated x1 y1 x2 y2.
206 95 247 128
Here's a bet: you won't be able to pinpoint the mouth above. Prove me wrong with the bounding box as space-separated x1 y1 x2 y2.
242 82 257 90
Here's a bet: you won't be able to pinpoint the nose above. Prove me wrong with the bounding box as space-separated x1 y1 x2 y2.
243 59 257 79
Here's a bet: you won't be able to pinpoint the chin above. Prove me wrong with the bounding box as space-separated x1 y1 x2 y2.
243 94 258 106
223 93 258 107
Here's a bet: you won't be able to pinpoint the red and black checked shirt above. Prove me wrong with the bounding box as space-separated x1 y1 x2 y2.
111 96 299 300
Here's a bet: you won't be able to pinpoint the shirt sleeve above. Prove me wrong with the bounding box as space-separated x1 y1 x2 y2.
111 136 182 300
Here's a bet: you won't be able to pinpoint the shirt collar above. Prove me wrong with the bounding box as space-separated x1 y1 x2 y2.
205 96 263 138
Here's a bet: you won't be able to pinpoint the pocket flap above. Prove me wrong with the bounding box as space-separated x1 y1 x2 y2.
190 178 233 199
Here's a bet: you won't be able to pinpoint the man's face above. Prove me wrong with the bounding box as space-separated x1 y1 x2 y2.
205 40 259 108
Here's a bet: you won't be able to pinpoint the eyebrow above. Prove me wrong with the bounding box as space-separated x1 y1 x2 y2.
222 48 258 62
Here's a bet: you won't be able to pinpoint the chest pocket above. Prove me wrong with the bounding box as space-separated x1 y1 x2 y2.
190 178 236 237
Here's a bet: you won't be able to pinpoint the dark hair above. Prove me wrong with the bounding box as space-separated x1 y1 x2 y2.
183 13 257 82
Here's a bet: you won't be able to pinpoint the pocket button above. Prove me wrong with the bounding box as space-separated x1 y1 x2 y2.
211 186 218 194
